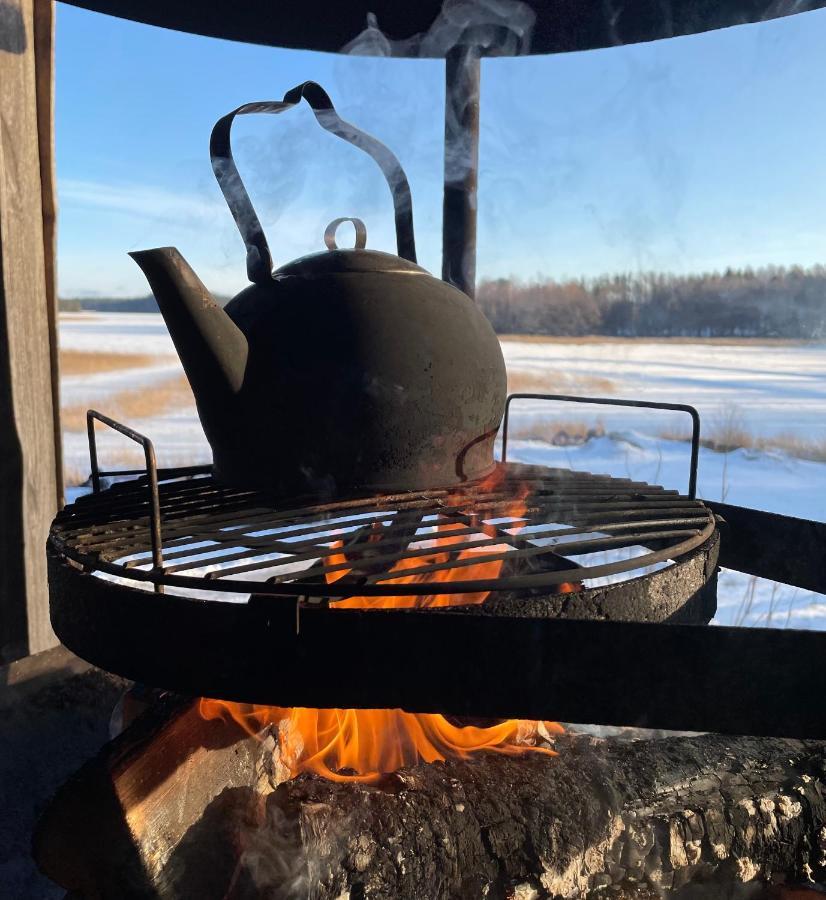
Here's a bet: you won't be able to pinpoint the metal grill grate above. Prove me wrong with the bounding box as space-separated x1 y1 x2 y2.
52 460 716 600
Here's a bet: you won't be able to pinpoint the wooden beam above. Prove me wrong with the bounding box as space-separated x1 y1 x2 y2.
0 0 60 662
34 0 63 509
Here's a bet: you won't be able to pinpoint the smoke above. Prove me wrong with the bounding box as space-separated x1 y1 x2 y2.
341 1 537 186
341 1 536 288
423 0 535 57
341 0 822 58
342 0 536 193
761 0 820 20
343 0 535 58
229 794 351 900
600 0 821 47
232 801 312 900
205 3 538 281
342 12 400 57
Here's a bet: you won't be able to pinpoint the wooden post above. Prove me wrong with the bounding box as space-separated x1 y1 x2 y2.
0 0 61 663
35 0 63 509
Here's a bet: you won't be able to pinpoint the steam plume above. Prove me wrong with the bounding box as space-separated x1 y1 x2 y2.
343 0 536 58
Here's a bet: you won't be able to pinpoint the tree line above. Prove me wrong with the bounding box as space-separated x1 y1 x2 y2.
476 264 826 337
61 263 826 338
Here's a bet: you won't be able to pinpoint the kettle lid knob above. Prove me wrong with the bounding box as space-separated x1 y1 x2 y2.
324 217 367 251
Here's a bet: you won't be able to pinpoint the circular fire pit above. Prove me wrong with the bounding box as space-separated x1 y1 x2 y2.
48 451 719 711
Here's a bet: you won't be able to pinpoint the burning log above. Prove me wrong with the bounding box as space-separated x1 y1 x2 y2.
35 697 826 899
172 732 826 899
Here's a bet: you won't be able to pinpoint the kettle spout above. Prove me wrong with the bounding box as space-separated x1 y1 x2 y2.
130 248 248 400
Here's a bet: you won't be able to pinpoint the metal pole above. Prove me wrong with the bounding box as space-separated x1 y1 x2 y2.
442 44 480 299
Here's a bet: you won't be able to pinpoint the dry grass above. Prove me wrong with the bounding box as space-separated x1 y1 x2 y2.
60 350 196 486
513 399 826 462
61 373 195 432
499 334 814 347
660 406 826 463
62 373 198 486
510 418 607 446
59 349 174 375
64 447 149 488
762 433 826 462
507 369 616 396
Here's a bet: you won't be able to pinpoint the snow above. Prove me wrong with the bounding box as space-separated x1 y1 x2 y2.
502 434 826 630
60 313 209 476
59 311 175 355
59 313 826 629
61 360 182 407
501 338 826 443
502 432 825 523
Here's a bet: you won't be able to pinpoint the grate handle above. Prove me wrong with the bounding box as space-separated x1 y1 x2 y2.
500 393 701 500
86 410 164 587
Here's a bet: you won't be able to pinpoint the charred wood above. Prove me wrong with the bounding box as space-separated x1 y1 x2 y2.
34 699 826 899
183 734 826 899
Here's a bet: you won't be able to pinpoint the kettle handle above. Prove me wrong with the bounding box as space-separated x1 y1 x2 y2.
210 81 417 284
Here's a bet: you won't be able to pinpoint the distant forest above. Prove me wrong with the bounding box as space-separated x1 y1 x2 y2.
477 264 826 337
62 264 826 338
59 294 230 313
60 295 158 313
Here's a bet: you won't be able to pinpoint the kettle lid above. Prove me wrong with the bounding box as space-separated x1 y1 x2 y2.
276 217 428 278
277 249 428 279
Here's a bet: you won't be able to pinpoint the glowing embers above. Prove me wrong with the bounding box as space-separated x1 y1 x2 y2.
199 701 562 784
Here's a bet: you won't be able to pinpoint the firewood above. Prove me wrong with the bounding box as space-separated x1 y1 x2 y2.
34 698 826 899
183 734 826 900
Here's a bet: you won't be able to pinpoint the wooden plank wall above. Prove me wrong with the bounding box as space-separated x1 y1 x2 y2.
0 0 61 662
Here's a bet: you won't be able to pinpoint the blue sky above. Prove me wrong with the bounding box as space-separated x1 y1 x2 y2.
56 5 826 297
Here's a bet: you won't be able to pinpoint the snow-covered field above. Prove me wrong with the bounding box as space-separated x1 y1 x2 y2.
501 337 826 446
60 312 826 630
60 312 209 475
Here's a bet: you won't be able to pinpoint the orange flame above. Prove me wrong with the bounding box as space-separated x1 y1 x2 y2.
327 467 530 608
199 701 564 784
326 521 512 608
201 469 574 782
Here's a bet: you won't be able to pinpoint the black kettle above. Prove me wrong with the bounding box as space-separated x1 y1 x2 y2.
131 82 506 499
